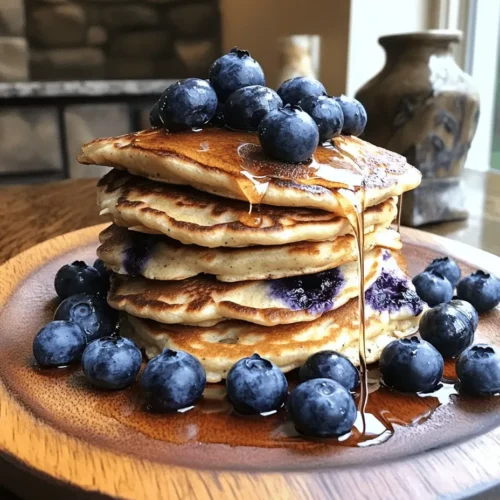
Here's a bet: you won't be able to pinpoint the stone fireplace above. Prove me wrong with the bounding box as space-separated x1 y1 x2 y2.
0 0 222 183
25 0 221 81
1 0 221 81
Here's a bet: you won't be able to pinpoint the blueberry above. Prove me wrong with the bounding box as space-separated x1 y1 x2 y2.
412 270 453 307
209 47 265 102
366 271 424 316
82 336 142 390
258 105 319 163
450 299 479 332
334 95 367 136
158 78 217 131
33 320 86 367
456 344 500 395
93 258 110 280
298 94 344 142
226 354 288 415
54 260 106 299
277 76 326 106
419 302 475 358
379 337 444 392
209 101 225 127
140 349 206 412
299 351 359 392
457 270 500 313
54 293 117 342
93 258 111 293
224 85 282 132
149 100 163 128
425 257 461 288
287 379 356 437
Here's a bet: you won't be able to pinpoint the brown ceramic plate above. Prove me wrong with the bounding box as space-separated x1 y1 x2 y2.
0 224 499 500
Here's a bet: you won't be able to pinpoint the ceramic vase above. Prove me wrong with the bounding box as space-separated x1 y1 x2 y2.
355 30 480 226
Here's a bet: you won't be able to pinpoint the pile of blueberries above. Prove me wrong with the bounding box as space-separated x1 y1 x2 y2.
402 256 500 397
33 260 136 389
149 47 367 163
33 260 207 410
32 255 500 438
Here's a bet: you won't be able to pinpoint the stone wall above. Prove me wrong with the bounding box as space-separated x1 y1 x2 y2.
25 0 222 80
0 98 157 182
0 81 170 183
0 0 29 81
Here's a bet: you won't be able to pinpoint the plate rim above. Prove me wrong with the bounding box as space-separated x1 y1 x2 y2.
0 224 499 500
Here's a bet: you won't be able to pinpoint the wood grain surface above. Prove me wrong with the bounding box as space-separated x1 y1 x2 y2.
0 179 99 265
0 177 499 500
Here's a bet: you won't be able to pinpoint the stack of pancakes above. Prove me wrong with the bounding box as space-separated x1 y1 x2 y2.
78 127 425 383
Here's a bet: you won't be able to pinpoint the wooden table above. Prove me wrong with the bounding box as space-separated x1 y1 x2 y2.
423 169 500 257
0 169 499 500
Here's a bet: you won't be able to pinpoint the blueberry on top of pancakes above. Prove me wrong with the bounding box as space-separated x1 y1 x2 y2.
158 78 218 131
299 94 344 142
209 47 266 102
277 76 326 106
335 95 368 137
224 85 282 131
258 105 319 163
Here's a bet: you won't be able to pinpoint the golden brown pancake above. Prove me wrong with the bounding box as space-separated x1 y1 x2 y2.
107 247 398 327
121 265 425 382
79 128 421 213
97 169 398 248
97 222 401 282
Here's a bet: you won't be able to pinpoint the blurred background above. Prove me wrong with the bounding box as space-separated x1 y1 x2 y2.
0 0 498 242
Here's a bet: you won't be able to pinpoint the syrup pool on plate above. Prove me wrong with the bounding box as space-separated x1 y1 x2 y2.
95 363 459 449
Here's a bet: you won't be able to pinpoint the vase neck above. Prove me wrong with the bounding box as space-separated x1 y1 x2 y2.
379 31 459 64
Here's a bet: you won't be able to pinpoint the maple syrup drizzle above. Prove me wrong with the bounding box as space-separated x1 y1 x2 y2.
335 184 368 434
355 199 368 430
397 193 403 232
96 366 461 449
234 140 363 206
234 138 371 433
238 204 263 228
237 170 270 205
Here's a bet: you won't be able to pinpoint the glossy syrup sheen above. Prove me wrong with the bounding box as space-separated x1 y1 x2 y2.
397 193 403 232
122 128 406 205
96 365 459 448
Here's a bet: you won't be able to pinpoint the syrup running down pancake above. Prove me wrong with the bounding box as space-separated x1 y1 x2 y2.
79 127 421 214
98 169 398 248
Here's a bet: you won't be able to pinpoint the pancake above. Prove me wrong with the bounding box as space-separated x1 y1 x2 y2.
121 267 425 382
98 169 398 248
97 222 401 282
107 247 399 327
79 128 421 214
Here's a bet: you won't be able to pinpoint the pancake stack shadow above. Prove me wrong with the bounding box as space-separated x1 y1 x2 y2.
78 127 425 383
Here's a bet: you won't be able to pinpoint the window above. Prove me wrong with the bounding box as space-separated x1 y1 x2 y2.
492 22 500 170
